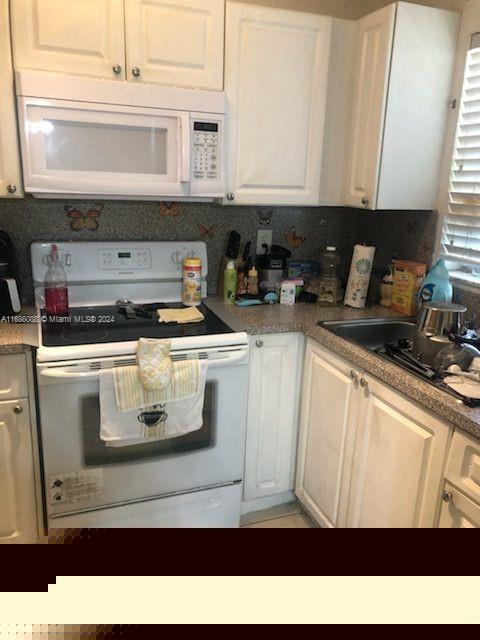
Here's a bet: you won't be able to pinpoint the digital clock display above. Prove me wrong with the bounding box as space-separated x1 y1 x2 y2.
194 122 218 132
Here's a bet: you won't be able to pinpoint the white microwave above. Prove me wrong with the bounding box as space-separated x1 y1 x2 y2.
16 71 226 200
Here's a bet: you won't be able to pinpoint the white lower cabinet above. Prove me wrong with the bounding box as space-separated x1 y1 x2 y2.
0 353 42 543
295 340 359 528
243 333 304 507
0 398 38 543
296 340 452 528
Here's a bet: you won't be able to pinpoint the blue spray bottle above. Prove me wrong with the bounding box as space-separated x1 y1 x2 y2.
418 259 453 305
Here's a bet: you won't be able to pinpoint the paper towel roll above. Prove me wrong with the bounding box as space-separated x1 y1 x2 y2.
344 245 376 309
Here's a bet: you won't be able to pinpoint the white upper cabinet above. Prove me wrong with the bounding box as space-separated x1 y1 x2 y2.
346 376 451 529
125 0 224 89
0 0 23 198
343 2 460 210
11 0 126 80
343 5 395 210
224 2 332 206
11 0 224 89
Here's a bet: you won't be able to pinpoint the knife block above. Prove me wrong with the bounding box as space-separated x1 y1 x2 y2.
217 257 243 298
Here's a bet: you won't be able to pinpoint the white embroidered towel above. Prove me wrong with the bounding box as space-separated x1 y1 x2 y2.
100 359 208 447
114 358 200 412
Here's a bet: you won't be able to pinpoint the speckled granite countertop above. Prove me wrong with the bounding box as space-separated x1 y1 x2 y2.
206 297 480 440
0 306 36 354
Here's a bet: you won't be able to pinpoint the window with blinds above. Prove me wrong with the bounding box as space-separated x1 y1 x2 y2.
441 34 480 283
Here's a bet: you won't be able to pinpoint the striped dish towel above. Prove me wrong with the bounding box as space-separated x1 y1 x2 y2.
114 358 201 412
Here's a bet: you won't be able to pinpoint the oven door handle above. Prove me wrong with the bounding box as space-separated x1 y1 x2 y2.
39 369 101 380
39 350 247 381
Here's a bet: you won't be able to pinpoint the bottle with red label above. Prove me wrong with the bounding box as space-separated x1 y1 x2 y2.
44 244 69 318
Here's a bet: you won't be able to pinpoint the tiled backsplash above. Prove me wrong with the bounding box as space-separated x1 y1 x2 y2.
0 197 440 305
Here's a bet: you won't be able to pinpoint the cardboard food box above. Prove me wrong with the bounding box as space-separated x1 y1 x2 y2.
391 260 427 316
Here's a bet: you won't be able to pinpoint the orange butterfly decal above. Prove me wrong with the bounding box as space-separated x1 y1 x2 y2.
66 204 103 231
199 224 217 239
285 226 306 249
159 202 180 217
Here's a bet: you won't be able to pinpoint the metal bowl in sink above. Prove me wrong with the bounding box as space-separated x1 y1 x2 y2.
319 318 416 351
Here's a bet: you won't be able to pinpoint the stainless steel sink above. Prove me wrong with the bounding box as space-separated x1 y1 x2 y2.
320 318 416 351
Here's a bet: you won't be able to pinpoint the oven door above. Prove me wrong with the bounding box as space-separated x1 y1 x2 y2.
36 347 248 518
18 97 191 198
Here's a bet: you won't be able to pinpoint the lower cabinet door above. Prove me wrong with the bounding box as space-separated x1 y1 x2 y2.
0 399 38 543
295 340 360 528
346 377 452 528
439 483 480 528
244 333 303 501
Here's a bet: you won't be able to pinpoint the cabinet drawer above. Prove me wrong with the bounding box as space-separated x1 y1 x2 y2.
0 354 28 400
439 483 480 528
446 430 480 505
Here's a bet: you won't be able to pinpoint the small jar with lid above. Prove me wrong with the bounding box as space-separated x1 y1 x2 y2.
182 257 202 307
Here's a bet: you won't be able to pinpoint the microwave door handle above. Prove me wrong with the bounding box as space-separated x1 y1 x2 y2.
3 278 21 313
179 114 191 183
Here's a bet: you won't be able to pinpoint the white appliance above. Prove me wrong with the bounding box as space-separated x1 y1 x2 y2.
32 241 249 528
16 71 226 200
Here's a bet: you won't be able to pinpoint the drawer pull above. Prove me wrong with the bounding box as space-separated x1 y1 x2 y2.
13 405 23 415
443 491 453 503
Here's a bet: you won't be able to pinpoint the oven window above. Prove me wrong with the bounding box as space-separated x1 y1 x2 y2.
81 382 216 466
45 120 168 175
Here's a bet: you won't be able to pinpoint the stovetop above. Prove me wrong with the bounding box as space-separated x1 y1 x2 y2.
375 339 480 407
41 302 234 347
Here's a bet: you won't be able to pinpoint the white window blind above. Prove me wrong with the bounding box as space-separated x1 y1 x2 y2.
442 36 480 281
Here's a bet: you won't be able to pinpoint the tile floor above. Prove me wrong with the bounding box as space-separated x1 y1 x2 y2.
240 501 316 528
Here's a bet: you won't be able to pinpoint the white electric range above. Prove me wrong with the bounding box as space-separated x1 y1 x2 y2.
31 241 249 528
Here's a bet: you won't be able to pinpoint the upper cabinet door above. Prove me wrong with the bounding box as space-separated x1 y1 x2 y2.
11 0 126 80
125 0 225 89
0 0 23 198
343 4 396 210
346 377 451 529
225 2 332 206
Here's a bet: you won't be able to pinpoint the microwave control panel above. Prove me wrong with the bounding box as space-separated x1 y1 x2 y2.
191 118 223 187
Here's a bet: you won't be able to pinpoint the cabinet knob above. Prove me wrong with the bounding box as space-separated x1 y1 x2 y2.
7 184 17 194
226 193 235 201
350 370 358 382
132 67 142 78
360 378 368 389
361 196 369 207
255 340 264 348
442 491 453 503
13 405 23 414
112 64 122 75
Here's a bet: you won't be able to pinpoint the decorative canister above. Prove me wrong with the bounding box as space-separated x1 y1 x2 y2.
182 257 202 307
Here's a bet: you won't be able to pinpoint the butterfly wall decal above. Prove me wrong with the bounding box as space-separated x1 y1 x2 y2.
285 226 306 249
65 204 103 231
199 224 217 239
159 202 180 217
